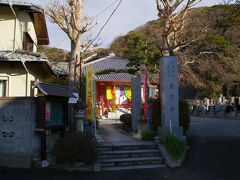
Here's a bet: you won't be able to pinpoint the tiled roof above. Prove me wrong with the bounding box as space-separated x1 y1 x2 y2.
0 1 33 6
34 81 73 97
0 50 55 76
0 50 48 61
0 1 43 12
83 57 129 72
96 73 132 82
51 62 69 75
47 56 160 83
51 56 133 81
83 57 133 81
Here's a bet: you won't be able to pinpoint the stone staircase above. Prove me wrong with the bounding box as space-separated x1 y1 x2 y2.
98 142 166 171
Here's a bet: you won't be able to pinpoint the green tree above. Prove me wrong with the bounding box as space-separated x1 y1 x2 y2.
215 1 240 34
121 33 160 73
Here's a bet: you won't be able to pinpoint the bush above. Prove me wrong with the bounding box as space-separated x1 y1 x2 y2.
148 98 190 135
179 99 190 134
148 97 161 130
140 130 157 141
161 133 186 160
120 113 132 129
53 132 98 165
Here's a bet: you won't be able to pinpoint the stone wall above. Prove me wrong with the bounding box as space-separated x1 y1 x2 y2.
0 97 39 168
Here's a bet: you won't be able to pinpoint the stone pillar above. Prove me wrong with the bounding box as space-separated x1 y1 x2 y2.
74 110 85 132
131 75 142 133
158 56 183 137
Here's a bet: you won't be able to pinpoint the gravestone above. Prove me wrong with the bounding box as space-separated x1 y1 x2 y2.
158 56 183 137
131 75 142 133
204 98 210 111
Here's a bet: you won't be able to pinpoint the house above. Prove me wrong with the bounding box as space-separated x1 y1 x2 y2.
0 1 75 168
0 0 49 51
0 1 54 97
52 55 159 119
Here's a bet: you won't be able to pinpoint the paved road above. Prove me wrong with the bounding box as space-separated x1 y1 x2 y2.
185 117 240 179
1 117 240 180
190 116 240 137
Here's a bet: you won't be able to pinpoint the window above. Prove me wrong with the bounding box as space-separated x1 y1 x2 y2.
22 32 34 52
0 80 7 97
45 99 66 127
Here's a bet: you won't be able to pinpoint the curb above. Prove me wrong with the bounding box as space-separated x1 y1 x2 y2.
158 144 186 168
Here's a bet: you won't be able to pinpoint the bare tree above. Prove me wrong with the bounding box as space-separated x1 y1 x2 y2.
46 0 94 91
156 0 203 56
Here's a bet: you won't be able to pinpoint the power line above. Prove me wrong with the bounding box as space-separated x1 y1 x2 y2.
94 0 120 18
50 0 124 50
53 37 68 47
84 0 124 52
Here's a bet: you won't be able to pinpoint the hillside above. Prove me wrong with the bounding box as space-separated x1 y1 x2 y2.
110 4 240 99
38 46 110 63
38 46 70 62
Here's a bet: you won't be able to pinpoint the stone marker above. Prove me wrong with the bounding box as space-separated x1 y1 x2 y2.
131 75 142 133
159 56 183 137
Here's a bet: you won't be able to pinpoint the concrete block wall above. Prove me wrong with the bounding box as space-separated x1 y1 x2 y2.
0 97 38 168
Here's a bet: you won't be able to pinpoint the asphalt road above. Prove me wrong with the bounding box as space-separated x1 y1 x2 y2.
190 116 240 137
1 117 240 180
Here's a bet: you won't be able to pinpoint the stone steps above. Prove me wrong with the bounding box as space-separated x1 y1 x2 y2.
98 144 157 151
101 156 163 167
98 142 166 171
100 149 160 158
102 164 167 171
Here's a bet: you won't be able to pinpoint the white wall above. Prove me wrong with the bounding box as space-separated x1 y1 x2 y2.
0 63 36 97
0 6 37 52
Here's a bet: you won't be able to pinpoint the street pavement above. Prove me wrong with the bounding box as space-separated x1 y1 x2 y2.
190 116 240 137
1 117 240 180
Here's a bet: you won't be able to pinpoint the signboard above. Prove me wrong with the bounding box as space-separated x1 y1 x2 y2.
68 93 79 104
86 66 94 120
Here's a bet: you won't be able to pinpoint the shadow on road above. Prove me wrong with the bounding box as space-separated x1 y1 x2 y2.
184 136 240 176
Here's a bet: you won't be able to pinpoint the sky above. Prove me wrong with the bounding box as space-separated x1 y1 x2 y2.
24 0 222 50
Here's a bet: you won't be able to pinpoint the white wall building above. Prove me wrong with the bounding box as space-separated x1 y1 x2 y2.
0 1 53 97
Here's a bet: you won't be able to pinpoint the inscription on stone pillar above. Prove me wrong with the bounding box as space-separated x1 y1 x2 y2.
160 56 183 136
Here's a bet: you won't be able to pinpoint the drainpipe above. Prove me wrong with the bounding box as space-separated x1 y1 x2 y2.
21 60 29 96
9 1 17 51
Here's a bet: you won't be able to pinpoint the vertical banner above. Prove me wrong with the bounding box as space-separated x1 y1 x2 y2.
143 68 148 123
111 86 116 112
86 66 94 120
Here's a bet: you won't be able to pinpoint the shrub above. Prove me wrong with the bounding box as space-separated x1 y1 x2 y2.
120 113 132 129
179 99 190 135
148 97 161 130
140 130 157 141
161 133 186 160
53 132 98 165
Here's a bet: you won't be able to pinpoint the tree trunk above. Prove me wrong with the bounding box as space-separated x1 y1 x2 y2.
69 34 81 92
68 0 83 93
162 17 170 56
